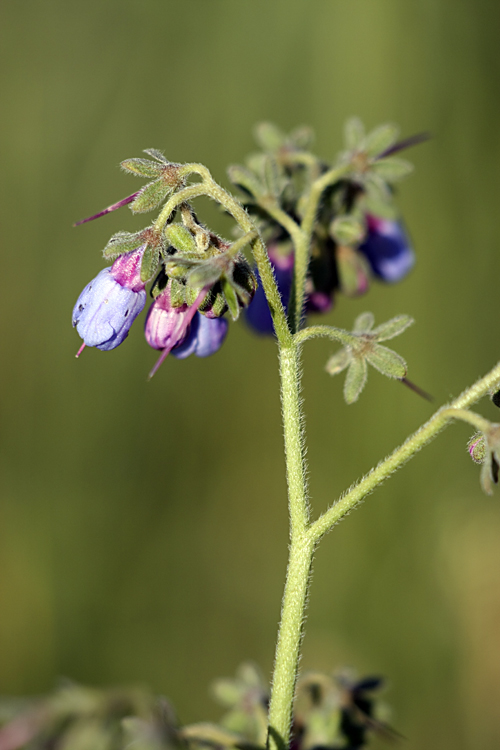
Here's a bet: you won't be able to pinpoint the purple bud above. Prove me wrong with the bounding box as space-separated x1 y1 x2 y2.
172 314 229 359
72 267 146 351
358 215 415 283
110 245 147 292
245 246 294 335
144 286 194 352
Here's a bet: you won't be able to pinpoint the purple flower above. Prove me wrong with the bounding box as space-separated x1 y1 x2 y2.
359 215 414 283
172 314 229 359
245 247 294 334
72 247 147 353
144 282 216 377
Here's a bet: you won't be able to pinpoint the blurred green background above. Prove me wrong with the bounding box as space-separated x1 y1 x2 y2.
2 0 500 747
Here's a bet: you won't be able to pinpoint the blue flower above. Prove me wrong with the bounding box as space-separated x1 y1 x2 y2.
73 246 147 353
72 267 146 351
172 314 229 359
358 215 414 282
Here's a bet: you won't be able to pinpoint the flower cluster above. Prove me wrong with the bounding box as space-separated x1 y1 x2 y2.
72 158 256 375
226 121 422 334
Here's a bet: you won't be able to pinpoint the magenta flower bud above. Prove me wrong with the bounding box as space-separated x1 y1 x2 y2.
110 245 147 292
172 314 229 359
359 215 415 282
72 246 147 353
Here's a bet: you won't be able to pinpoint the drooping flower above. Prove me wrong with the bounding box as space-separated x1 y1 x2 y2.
172 314 229 359
72 246 147 353
144 281 225 377
358 214 414 283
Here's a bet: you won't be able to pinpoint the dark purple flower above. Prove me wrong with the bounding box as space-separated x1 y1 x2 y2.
72 246 147 353
172 314 229 359
245 246 294 334
358 215 414 282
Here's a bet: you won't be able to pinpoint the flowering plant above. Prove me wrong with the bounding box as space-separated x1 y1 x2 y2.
1 119 499 750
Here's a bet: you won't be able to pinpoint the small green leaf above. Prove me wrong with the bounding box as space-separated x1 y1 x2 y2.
372 315 414 341
344 356 368 404
211 679 245 708
254 122 286 151
222 278 240 321
330 215 365 245
245 152 266 176
365 344 407 379
227 164 263 197
364 172 393 205
187 261 222 290
353 312 375 333
140 244 159 283
143 148 169 163
325 348 351 376
372 157 414 182
263 155 282 197
344 117 365 150
120 158 163 178
131 179 171 213
364 123 400 157
103 231 144 260
165 224 197 254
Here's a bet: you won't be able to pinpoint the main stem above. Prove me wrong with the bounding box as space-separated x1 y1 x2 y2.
267 343 314 750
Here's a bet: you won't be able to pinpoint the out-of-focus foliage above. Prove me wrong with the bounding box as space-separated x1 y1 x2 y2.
1 1 500 749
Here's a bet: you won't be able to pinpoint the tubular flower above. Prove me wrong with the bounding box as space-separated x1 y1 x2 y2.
172 314 229 359
72 246 147 353
358 215 414 282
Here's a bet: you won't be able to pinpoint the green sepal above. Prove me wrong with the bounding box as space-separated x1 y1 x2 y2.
468 432 486 464
140 244 159 283
289 125 315 150
245 152 266 176
344 117 365 150
263 156 283 198
187 261 222 290
227 164 263 197
325 348 351 376
344 356 368 404
330 215 365 245
120 158 164 178
372 315 414 341
353 311 375 333
372 157 414 182
165 224 197 255
254 122 286 152
143 148 169 163
170 279 187 307
364 172 393 205
103 231 144 260
336 245 370 296
222 278 240 321
362 192 398 220
364 123 400 157
212 679 245 708
131 179 171 213
365 344 407 379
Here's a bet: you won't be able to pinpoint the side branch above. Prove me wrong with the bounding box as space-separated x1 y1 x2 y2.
308 360 500 543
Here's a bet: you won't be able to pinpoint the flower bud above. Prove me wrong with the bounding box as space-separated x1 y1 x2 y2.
144 284 194 352
358 215 414 282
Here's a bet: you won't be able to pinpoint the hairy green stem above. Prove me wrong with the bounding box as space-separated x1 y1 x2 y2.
267 343 312 750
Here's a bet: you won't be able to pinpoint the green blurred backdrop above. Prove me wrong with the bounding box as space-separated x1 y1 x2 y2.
2 0 500 747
